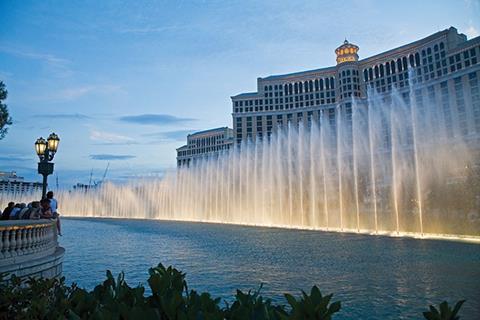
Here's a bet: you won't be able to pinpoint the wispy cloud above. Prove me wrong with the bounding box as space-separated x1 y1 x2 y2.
89 129 136 145
143 129 194 141
33 113 91 120
465 24 479 38
0 45 72 77
0 154 34 162
44 84 122 101
118 25 186 34
119 114 195 126
90 154 136 160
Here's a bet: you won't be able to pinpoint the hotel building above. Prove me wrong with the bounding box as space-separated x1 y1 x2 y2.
0 171 43 194
176 127 234 167
231 27 480 144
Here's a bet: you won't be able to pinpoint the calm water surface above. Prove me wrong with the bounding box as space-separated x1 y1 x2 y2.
61 218 480 319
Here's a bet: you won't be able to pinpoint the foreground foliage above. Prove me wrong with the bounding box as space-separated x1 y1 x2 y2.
0 263 465 319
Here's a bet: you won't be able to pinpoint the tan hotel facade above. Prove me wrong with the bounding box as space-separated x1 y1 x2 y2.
231 27 480 144
178 27 480 165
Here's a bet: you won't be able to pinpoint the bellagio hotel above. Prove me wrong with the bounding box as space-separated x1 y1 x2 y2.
231 27 480 144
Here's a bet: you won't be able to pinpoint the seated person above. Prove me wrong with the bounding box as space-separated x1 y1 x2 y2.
18 203 29 219
1 202 15 220
40 199 53 219
9 203 23 219
23 202 41 220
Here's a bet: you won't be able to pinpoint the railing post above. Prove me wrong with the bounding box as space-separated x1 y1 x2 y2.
3 229 11 258
20 228 27 255
0 229 5 259
33 226 40 252
9 229 16 258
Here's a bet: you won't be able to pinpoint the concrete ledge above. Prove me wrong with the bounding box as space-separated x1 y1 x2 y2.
1 246 65 279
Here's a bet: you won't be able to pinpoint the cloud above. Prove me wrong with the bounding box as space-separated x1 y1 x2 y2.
465 24 479 38
45 84 121 101
119 114 195 126
0 155 34 162
143 129 194 141
90 154 136 160
89 129 136 145
33 113 91 120
0 46 72 77
118 25 185 34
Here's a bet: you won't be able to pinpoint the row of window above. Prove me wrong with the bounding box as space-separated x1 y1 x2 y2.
234 72 480 142
233 41 480 118
177 144 233 158
187 133 231 148
363 43 479 95
264 77 336 95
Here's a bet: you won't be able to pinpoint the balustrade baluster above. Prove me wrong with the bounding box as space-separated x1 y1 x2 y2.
20 228 26 254
0 229 5 259
9 229 17 257
4 229 11 258
32 226 39 252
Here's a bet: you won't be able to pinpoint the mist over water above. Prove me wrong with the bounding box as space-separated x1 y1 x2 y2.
49 81 480 238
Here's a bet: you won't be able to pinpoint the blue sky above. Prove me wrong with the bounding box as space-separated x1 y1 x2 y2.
0 0 479 187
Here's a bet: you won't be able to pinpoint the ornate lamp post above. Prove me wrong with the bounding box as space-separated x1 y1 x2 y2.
35 133 60 199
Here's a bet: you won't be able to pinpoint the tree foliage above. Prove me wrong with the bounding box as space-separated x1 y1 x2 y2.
0 81 12 140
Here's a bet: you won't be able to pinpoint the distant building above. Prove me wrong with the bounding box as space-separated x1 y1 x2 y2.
0 171 42 194
231 27 480 143
176 127 234 167
72 183 96 192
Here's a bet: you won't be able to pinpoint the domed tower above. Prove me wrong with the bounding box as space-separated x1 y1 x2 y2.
335 40 362 101
335 39 359 64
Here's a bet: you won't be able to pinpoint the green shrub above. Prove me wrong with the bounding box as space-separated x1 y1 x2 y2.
423 300 466 320
0 264 466 319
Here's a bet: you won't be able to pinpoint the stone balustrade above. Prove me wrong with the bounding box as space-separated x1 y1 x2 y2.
0 219 64 279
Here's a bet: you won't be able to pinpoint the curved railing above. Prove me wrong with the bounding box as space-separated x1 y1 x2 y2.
0 219 64 279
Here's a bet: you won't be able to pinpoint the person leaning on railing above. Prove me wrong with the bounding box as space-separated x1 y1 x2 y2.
39 197 62 236
46 191 62 236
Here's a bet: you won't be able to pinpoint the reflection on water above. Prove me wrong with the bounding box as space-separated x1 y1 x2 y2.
61 218 480 320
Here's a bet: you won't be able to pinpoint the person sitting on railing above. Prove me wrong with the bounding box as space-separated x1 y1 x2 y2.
9 203 24 219
47 191 62 236
21 201 41 220
40 198 53 219
28 201 42 220
1 202 14 220
18 203 29 219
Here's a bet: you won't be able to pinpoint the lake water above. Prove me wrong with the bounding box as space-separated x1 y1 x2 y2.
61 218 480 319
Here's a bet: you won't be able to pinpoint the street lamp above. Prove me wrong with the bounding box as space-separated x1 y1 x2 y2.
35 133 60 199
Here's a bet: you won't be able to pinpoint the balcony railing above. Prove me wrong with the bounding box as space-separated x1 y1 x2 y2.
0 219 63 279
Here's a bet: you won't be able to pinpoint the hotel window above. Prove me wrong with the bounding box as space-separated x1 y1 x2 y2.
454 77 468 136
469 72 480 132
440 82 453 137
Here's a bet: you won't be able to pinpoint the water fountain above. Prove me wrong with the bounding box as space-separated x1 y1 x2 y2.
6 82 479 240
